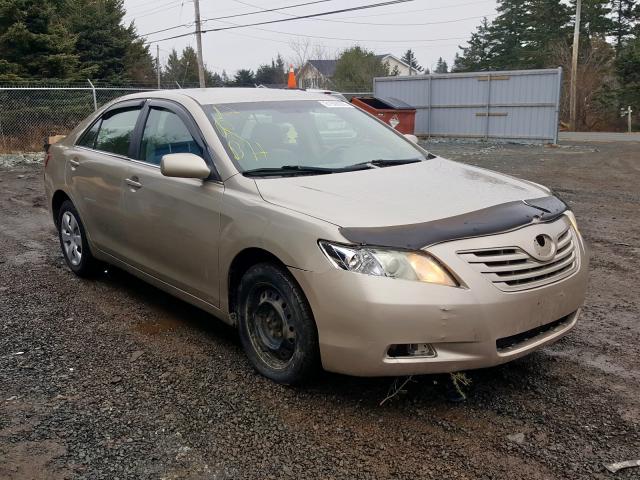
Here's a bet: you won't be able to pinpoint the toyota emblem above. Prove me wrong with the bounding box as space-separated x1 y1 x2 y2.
531 234 557 262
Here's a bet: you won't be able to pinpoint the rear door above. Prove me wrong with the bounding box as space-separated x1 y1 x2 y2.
122 100 223 306
67 101 143 257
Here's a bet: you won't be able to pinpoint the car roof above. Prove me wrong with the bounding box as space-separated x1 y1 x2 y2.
305 88 340 94
122 87 333 105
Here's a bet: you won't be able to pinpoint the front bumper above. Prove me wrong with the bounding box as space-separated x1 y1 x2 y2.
290 218 589 377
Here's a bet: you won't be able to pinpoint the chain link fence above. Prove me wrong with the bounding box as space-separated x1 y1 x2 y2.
0 82 372 153
0 82 200 153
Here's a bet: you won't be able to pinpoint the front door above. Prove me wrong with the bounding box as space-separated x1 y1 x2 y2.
122 102 223 307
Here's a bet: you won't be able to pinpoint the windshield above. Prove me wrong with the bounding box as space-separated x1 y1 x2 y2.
203 100 427 173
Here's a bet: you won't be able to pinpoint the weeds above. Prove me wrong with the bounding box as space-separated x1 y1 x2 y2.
379 375 416 406
449 372 472 401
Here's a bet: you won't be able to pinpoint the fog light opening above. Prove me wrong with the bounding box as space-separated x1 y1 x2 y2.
388 343 437 358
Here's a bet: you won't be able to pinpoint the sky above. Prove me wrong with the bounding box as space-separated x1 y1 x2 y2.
123 0 500 75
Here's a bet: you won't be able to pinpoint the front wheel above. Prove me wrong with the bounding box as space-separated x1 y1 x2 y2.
237 263 319 385
57 200 99 277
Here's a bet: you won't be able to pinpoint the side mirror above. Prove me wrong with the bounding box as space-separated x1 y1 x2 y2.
404 133 419 144
160 153 210 179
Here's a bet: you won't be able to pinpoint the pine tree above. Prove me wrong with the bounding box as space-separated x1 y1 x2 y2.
571 0 613 41
454 17 495 71
162 49 182 84
616 35 640 109
454 1 572 71
452 53 461 72
179 46 201 85
489 0 531 69
233 69 255 86
434 57 449 73
0 0 80 80
209 72 224 87
610 0 639 49
67 0 154 82
161 46 216 86
401 49 423 73
255 56 285 85
527 0 571 67
123 24 155 84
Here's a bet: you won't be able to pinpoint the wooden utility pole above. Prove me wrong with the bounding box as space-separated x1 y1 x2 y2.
570 0 581 131
193 0 206 88
156 45 161 89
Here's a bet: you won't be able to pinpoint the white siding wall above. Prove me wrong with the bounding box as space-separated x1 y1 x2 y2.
381 57 411 76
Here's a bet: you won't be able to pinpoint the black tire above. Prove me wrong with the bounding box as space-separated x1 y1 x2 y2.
57 200 99 277
237 262 320 385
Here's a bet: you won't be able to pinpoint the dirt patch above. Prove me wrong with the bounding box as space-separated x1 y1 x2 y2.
134 314 185 335
1 141 639 479
0 440 71 480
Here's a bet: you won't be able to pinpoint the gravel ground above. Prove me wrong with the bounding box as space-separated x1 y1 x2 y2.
1 141 639 479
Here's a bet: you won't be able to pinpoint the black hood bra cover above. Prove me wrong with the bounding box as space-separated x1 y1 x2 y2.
339 196 568 250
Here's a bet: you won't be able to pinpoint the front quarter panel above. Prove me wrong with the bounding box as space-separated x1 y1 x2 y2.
218 174 341 313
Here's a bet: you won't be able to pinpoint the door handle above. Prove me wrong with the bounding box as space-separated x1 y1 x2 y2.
69 159 80 168
125 178 142 189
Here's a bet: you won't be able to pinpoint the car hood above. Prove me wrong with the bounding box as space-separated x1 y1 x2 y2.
254 157 549 228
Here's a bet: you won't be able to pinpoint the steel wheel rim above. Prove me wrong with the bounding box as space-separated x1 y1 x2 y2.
246 285 296 370
61 211 82 266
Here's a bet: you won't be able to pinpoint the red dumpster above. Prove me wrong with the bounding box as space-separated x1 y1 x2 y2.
350 96 416 134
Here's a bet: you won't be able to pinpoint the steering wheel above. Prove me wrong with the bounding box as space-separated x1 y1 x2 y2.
319 144 351 164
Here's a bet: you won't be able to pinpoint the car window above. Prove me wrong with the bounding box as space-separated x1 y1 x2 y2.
94 108 141 156
205 101 426 172
140 108 203 165
77 119 101 149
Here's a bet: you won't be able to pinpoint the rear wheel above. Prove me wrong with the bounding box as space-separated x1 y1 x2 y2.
237 263 319 384
57 200 99 277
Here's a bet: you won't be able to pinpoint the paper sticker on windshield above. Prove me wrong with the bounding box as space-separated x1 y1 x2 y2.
318 100 352 108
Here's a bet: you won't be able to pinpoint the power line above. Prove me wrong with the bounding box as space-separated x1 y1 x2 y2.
145 0 414 43
331 0 494 20
202 16 472 45
220 27 465 47
140 0 494 37
248 25 472 43
127 4 186 21
228 1 495 28
128 0 163 8
140 0 335 37
316 13 496 26
127 0 184 17
127 0 182 13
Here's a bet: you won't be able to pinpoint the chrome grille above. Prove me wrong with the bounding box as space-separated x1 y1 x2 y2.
458 227 579 292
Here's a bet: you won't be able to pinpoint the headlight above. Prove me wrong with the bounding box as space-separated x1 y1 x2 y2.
565 210 580 235
319 241 458 287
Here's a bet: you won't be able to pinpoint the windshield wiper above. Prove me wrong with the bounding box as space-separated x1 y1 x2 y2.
243 164 372 177
350 158 424 168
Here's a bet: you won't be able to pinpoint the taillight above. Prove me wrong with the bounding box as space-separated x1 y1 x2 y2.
44 152 51 168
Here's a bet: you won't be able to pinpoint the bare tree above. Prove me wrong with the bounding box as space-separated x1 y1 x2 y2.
288 38 313 70
288 38 335 70
552 39 617 131
311 43 337 62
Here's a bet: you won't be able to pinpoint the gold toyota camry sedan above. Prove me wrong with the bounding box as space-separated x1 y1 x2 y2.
44 88 588 384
